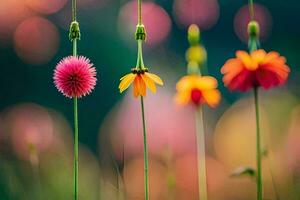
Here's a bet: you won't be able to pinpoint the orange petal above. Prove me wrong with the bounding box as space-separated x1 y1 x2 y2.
176 75 197 91
196 76 218 90
141 74 156 93
119 73 136 93
201 89 221 108
251 49 266 63
236 50 258 70
175 90 191 105
145 72 163 85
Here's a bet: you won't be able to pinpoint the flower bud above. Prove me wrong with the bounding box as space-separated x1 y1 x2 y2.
69 21 81 41
188 24 200 45
135 24 147 41
247 20 260 38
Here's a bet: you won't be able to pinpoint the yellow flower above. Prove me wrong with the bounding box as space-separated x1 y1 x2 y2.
119 68 163 97
175 75 221 108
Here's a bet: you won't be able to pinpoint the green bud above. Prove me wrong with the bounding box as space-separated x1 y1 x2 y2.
69 21 81 41
188 24 200 46
247 20 260 38
135 24 147 41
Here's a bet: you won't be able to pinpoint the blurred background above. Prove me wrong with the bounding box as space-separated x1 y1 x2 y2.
0 0 300 199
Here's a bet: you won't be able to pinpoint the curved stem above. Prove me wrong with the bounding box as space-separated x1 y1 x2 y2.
140 97 149 200
195 107 208 200
254 88 262 200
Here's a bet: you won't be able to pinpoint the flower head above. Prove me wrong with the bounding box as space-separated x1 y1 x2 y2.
119 68 163 97
54 56 97 98
175 75 221 107
221 49 290 92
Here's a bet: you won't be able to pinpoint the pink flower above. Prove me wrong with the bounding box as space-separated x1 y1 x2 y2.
54 56 97 98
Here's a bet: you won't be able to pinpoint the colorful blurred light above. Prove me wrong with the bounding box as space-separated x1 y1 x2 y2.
214 97 270 170
173 0 219 30
107 90 197 161
14 17 60 65
0 0 33 45
25 0 68 14
118 1 172 47
234 3 272 43
5 103 54 161
78 0 108 9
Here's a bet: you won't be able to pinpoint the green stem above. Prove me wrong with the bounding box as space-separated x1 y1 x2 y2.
254 87 262 200
136 40 145 69
140 97 149 200
74 97 79 200
195 107 208 200
249 0 255 21
72 0 77 21
138 0 142 25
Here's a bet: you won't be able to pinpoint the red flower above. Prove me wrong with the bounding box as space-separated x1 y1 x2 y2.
54 56 97 98
221 49 290 92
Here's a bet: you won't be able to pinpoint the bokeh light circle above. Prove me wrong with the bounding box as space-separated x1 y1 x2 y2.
234 3 272 43
118 1 172 47
173 0 220 30
6 103 54 160
14 17 60 65
25 0 68 14
0 0 33 45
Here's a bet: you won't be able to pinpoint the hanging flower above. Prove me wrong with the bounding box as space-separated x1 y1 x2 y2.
175 75 221 107
119 68 163 97
54 56 97 98
221 49 290 92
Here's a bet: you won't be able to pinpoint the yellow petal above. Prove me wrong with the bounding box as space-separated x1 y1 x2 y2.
236 50 258 71
251 49 266 63
119 73 136 93
201 89 221 108
145 72 163 85
133 75 146 97
176 75 197 91
141 74 156 93
175 90 191 105
196 76 218 90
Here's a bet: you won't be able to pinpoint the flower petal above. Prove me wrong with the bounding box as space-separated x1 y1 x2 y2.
175 90 191 105
119 73 136 93
141 74 156 93
202 89 221 108
196 76 218 90
145 72 163 85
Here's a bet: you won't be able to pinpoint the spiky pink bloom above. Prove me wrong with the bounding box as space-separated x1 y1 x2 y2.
54 56 97 98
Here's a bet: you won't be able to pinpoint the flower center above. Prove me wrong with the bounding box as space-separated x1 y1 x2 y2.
191 89 202 105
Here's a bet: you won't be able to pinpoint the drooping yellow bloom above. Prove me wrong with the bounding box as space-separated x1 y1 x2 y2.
119 68 163 97
175 75 221 108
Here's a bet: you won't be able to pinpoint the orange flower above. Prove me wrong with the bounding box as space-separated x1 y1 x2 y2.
175 75 221 107
119 68 163 97
221 49 290 92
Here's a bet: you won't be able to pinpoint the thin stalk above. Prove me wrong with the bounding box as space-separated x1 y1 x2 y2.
72 0 77 21
249 0 255 21
74 97 79 200
254 87 262 200
140 97 149 200
29 149 42 200
195 107 208 200
136 40 145 69
138 0 142 25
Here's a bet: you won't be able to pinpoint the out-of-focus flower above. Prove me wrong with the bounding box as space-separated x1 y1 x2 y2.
221 49 290 92
175 75 221 107
119 68 163 97
186 45 207 65
54 56 97 98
